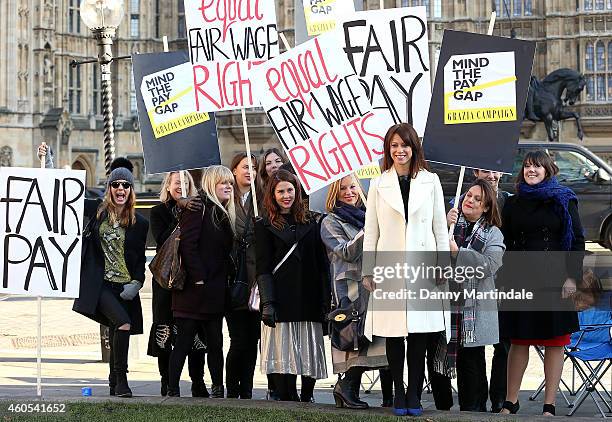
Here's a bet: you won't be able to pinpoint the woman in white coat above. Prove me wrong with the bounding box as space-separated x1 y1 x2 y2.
362 123 450 416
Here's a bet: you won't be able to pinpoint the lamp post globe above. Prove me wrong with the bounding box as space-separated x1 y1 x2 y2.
80 0 125 30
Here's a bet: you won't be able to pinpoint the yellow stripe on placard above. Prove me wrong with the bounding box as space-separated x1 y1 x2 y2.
445 106 517 124
444 75 517 124
152 111 210 138
148 86 193 116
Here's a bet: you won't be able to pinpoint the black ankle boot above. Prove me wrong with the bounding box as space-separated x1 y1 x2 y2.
191 381 210 398
211 384 224 398
109 371 116 396
350 372 368 407
113 329 132 398
333 374 368 410
161 377 168 397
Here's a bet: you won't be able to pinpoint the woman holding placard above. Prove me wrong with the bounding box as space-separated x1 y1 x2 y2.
447 179 505 412
73 167 149 398
168 166 236 398
226 153 262 399
256 169 330 402
147 171 211 397
361 123 450 416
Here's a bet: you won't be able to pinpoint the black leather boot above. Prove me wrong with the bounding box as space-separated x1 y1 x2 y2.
211 384 224 398
108 328 116 396
158 353 169 397
113 329 132 398
350 370 368 407
333 372 368 410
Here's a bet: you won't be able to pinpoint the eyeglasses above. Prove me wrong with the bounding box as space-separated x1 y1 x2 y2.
110 181 132 189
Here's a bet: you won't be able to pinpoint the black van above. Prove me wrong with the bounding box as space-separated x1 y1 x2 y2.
429 142 612 249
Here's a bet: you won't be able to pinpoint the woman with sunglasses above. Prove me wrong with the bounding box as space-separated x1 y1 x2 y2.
74 168 149 398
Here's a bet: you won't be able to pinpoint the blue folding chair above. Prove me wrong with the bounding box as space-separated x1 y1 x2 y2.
565 294 612 417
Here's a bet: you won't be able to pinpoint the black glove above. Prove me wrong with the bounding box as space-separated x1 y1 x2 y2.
261 302 277 328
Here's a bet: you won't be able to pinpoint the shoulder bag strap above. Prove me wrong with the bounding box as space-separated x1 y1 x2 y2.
272 242 298 275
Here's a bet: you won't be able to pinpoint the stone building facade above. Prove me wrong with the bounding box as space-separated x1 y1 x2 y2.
0 0 610 192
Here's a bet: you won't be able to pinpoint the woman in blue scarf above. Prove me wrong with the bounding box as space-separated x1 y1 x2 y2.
499 150 585 416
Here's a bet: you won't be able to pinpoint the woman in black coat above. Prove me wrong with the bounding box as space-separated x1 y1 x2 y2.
73 167 148 398
225 153 262 399
168 165 235 398
146 171 210 397
498 150 585 416
256 169 330 402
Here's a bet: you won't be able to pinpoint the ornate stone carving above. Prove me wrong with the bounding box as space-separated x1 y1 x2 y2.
0 146 13 167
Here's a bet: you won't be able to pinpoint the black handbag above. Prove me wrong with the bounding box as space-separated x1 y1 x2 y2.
328 301 370 352
229 205 253 310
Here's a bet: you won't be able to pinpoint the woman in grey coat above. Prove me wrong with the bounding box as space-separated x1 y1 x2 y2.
321 175 387 410
445 179 505 412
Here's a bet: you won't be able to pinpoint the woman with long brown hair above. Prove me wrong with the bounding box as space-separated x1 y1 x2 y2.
446 179 505 412
258 148 287 195
74 167 149 398
362 123 450 416
255 169 329 402
226 153 261 399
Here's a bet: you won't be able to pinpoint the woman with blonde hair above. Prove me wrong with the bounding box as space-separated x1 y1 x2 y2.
147 171 211 397
73 167 149 398
168 165 236 398
321 175 388 409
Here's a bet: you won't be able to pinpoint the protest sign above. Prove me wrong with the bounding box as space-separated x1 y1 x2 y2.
295 0 363 45
251 31 390 194
337 6 431 135
133 51 221 174
423 30 535 173
184 0 280 111
302 0 355 36
0 167 86 298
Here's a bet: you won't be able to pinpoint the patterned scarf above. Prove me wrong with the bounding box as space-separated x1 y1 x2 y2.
517 176 578 251
434 214 490 379
333 202 366 230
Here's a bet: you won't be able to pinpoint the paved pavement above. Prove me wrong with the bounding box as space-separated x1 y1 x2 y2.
1 245 611 419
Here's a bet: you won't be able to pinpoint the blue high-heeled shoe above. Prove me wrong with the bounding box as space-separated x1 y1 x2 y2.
392 407 408 416
406 407 423 416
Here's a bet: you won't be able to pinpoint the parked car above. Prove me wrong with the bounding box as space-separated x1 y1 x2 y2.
430 141 612 249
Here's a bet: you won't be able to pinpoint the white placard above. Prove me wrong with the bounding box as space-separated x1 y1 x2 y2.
184 0 280 111
252 31 390 195
337 6 431 135
303 0 355 36
0 168 86 298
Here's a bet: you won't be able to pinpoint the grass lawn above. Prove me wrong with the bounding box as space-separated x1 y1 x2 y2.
0 401 453 422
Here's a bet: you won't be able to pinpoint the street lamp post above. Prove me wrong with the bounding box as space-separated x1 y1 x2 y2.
79 0 125 176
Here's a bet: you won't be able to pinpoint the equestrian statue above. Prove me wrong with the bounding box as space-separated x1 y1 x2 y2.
525 68 586 142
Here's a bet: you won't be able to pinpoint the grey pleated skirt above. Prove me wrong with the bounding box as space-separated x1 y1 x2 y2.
260 321 328 379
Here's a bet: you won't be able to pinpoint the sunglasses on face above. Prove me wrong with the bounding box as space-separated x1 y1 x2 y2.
110 181 131 189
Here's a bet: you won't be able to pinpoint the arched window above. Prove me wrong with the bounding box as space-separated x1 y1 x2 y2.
585 0 593 10
596 41 605 70
584 40 611 102
586 42 594 71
